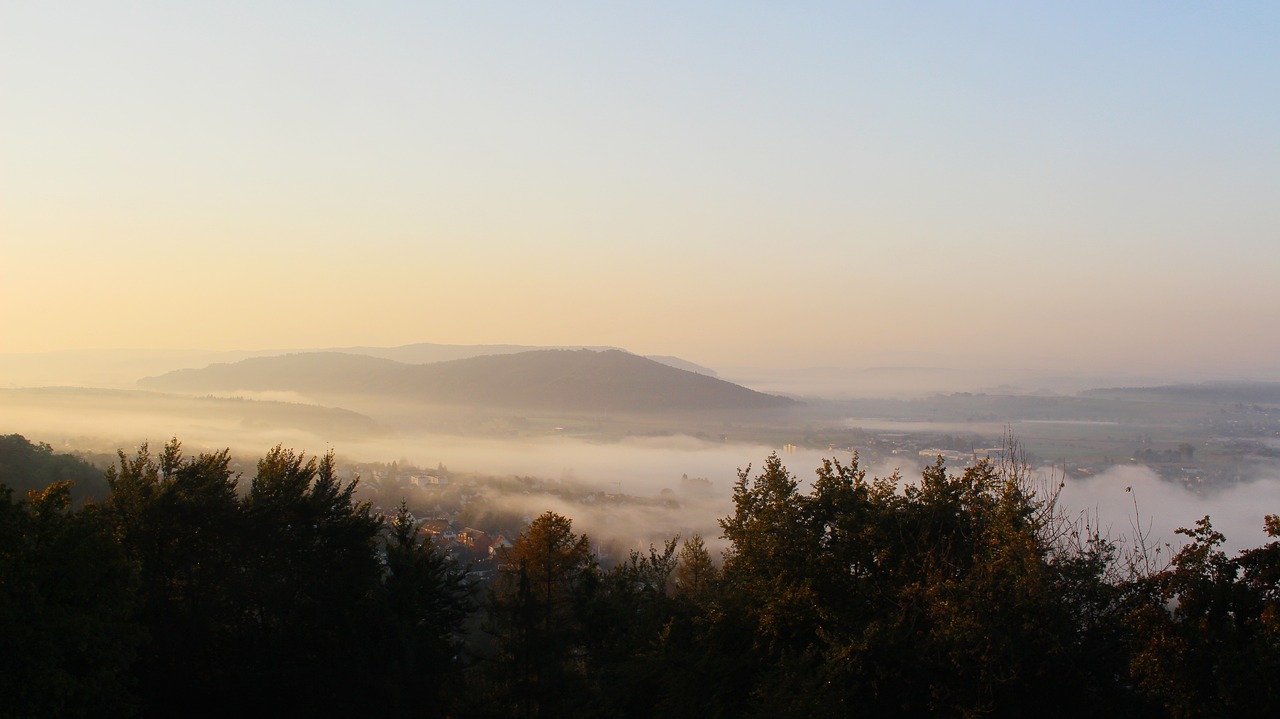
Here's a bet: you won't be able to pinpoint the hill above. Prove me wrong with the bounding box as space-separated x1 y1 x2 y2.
0 433 108 503
327 342 720 377
139 349 788 413
0 386 381 446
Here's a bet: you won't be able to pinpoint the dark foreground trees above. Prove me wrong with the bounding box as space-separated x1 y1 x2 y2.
712 453 1127 717
1123 516 1280 719
476 511 599 717
470 452 1280 718
0 480 138 719
5 433 1280 717
5 438 473 718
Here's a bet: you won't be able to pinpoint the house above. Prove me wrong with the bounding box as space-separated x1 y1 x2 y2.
418 518 453 536
489 535 513 559
457 527 490 549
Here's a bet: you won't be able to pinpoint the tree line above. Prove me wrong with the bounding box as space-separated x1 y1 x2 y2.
2 437 468 718
3 433 1280 717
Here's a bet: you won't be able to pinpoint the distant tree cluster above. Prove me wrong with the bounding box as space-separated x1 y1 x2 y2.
4 434 1280 717
1135 443 1197 463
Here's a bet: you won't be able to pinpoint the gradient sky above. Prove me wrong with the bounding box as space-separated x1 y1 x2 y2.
3 2 1278 375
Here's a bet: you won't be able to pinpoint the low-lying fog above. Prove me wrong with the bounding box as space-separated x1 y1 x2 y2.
1057 465 1280 556
6 391 1279 561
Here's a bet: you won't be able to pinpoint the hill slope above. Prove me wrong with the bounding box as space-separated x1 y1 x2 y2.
326 342 719 377
139 349 787 413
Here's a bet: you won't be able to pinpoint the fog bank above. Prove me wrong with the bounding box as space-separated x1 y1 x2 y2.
1058 465 1280 555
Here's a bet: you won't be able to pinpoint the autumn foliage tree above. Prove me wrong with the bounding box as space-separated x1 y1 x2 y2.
480 511 598 717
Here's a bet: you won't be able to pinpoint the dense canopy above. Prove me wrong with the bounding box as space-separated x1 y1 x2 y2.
3 433 1280 717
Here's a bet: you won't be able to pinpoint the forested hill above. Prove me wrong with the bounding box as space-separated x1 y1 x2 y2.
0 434 106 502
139 349 791 413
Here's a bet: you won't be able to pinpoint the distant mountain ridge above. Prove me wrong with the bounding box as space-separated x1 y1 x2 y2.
0 343 717 390
139 349 786 413
323 343 720 377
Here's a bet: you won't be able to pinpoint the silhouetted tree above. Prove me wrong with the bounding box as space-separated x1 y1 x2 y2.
481 511 598 718
374 501 474 717
236 445 384 714
712 450 1137 717
0 481 139 718
101 439 242 715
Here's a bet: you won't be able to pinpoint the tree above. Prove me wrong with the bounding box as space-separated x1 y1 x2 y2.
1124 515 1280 718
483 511 598 718
0 481 140 718
101 439 244 715
237 445 384 714
672 534 718 601
711 449 1134 717
503 511 595 606
97 437 506 715
374 502 473 717
578 538 681 718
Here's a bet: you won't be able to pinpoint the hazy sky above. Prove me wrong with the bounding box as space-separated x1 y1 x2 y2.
3 3 1278 375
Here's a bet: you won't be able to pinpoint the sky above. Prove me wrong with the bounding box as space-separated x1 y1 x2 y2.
3 2 1278 376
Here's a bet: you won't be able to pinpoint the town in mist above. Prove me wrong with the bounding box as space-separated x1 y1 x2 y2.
3 2 1279 716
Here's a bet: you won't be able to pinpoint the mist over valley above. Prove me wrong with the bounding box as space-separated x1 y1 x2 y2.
4 342 1278 556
